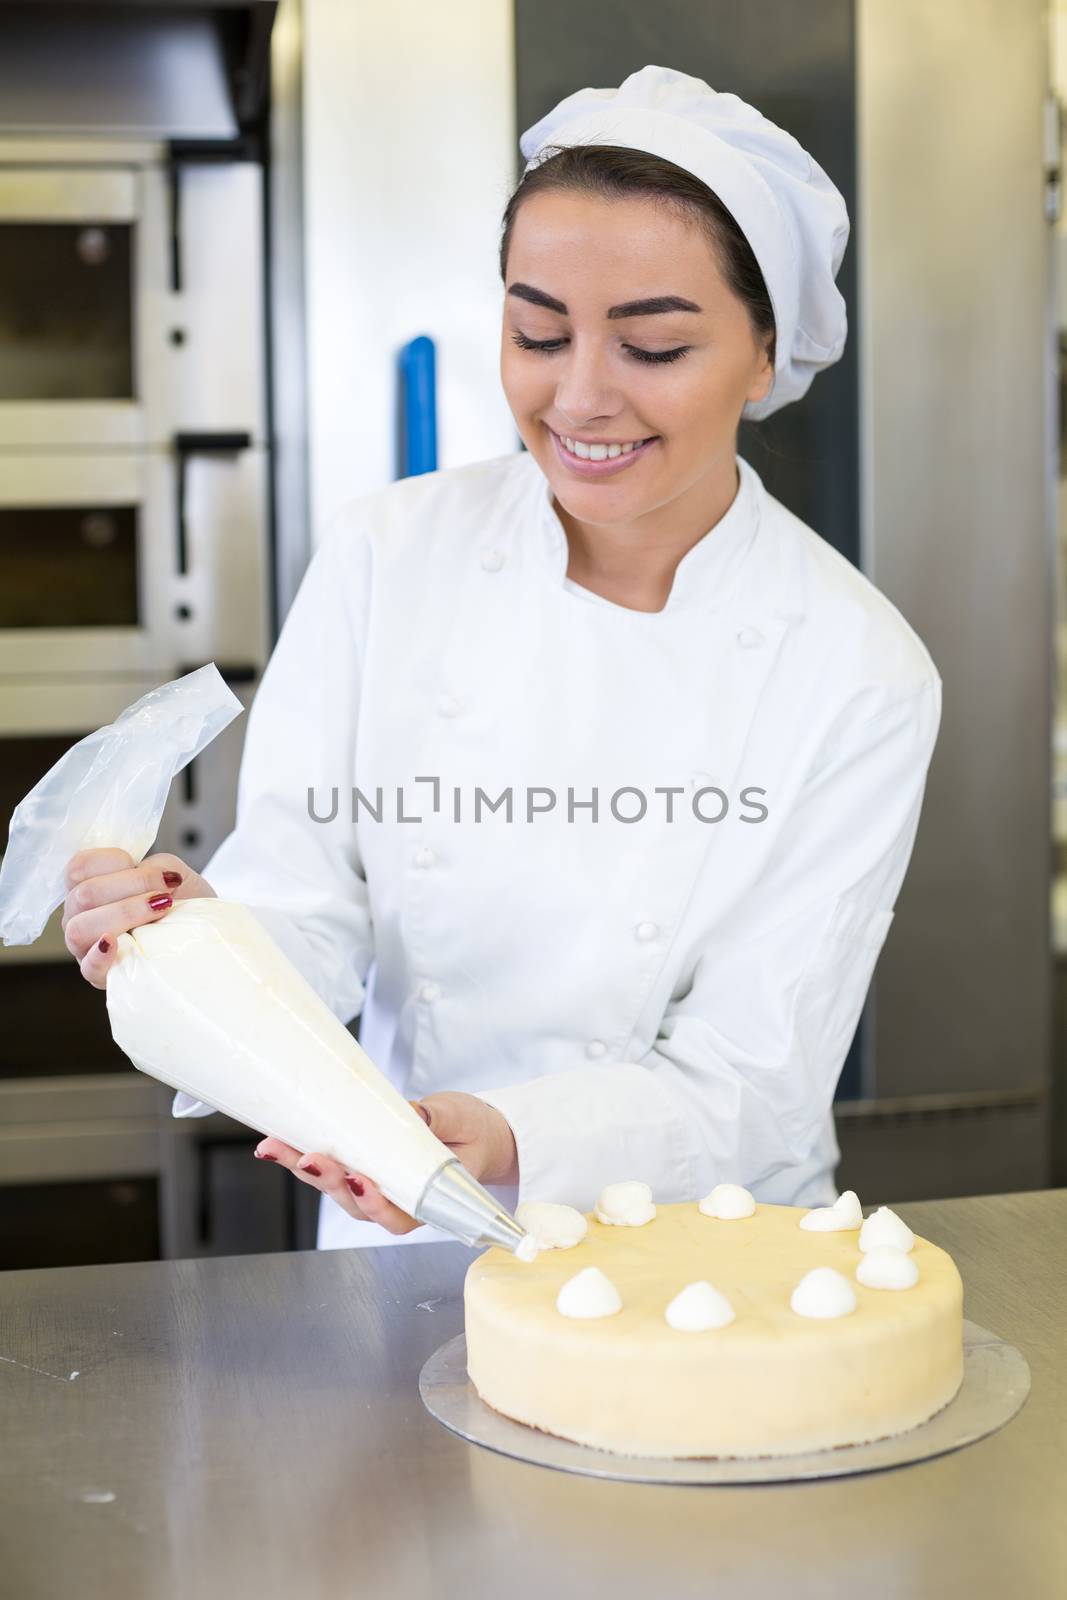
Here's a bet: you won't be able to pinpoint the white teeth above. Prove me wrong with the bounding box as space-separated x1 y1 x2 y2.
561 434 649 461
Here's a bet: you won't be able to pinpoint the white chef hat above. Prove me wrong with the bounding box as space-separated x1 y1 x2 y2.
518 64 850 420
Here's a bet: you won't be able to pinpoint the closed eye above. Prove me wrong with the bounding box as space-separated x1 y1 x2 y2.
509 331 690 366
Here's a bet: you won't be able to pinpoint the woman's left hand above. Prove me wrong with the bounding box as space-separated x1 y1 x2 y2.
252 1091 519 1235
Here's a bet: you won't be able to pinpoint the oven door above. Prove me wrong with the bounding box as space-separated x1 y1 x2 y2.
0 1084 297 1269
0 671 279 1270
0 448 269 678
0 166 142 448
0 157 265 450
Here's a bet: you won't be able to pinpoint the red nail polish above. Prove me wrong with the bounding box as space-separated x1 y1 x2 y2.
346 1177 365 1198
97 937 110 954
162 871 183 887
301 1162 322 1177
256 1151 278 1162
147 893 172 911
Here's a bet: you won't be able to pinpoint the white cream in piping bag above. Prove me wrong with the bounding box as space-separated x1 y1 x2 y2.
104 899 529 1243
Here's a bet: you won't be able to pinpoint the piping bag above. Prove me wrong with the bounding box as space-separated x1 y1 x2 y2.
0 665 535 1259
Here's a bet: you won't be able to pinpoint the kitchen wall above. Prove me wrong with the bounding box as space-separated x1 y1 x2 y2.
299 0 520 541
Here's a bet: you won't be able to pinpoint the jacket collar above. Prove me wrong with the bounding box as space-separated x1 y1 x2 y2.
524 448 793 620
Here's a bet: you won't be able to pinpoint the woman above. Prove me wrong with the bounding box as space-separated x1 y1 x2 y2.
62 66 941 1250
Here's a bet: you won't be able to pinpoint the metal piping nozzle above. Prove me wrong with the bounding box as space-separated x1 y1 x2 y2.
415 1159 537 1257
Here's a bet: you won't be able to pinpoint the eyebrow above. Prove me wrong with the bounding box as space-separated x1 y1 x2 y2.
507 282 703 319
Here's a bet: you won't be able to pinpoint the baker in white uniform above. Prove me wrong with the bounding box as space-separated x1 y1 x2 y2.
63 66 940 1250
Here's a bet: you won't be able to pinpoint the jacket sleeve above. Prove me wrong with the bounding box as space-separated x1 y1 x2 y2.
473 677 942 1210
198 515 375 1027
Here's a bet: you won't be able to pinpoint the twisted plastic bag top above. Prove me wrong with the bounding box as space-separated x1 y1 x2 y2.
0 664 243 946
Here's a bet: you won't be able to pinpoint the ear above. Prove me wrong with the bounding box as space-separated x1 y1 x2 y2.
748 338 775 404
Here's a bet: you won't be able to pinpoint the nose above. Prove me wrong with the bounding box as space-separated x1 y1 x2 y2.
552 339 623 428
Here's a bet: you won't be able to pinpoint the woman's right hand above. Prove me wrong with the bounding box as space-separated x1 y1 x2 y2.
63 848 216 990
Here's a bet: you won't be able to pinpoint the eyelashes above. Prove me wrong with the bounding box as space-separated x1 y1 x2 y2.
509 330 691 365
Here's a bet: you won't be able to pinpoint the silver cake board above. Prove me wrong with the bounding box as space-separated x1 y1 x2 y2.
418 1320 1029 1485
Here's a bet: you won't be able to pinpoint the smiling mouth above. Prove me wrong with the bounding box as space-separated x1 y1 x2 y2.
548 427 660 474
550 428 658 461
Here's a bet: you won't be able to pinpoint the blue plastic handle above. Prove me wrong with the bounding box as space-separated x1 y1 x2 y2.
397 335 438 477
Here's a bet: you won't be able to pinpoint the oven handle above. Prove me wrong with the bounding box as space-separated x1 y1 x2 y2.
174 431 253 575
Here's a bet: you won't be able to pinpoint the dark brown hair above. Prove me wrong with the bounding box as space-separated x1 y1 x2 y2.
499 143 776 371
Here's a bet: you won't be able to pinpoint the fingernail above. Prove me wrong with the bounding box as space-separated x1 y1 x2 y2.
147 893 172 911
97 937 110 954
255 1151 278 1162
415 1103 431 1125
300 1162 322 1177
345 1177 365 1198
162 871 183 887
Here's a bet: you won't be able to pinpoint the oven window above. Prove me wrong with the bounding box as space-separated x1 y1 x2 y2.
0 506 138 627
1 735 140 1078
0 1178 160 1269
0 222 133 400
0 961 134 1078
0 734 80 840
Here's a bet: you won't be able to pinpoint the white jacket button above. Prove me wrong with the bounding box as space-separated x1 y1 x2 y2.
419 981 441 1003
480 548 505 572
585 1039 607 1059
736 625 764 649
436 694 460 717
413 847 435 868
635 921 659 942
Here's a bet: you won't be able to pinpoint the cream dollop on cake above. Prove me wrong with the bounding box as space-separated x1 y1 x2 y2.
594 1181 656 1226
859 1206 915 1253
465 1197 964 1459
857 1246 920 1290
790 1266 857 1318
556 1266 622 1319
664 1281 736 1331
698 1183 755 1219
515 1201 588 1251
799 1189 863 1232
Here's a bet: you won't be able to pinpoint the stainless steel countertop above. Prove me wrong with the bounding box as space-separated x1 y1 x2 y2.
1 1191 1064 1600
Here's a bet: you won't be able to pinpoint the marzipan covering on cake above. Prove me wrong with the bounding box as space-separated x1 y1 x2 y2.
464 1201 964 1459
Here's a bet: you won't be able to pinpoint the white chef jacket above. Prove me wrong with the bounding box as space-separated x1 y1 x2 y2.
200 447 941 1250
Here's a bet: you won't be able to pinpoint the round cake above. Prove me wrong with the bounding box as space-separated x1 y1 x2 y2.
464 1195 965 1459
